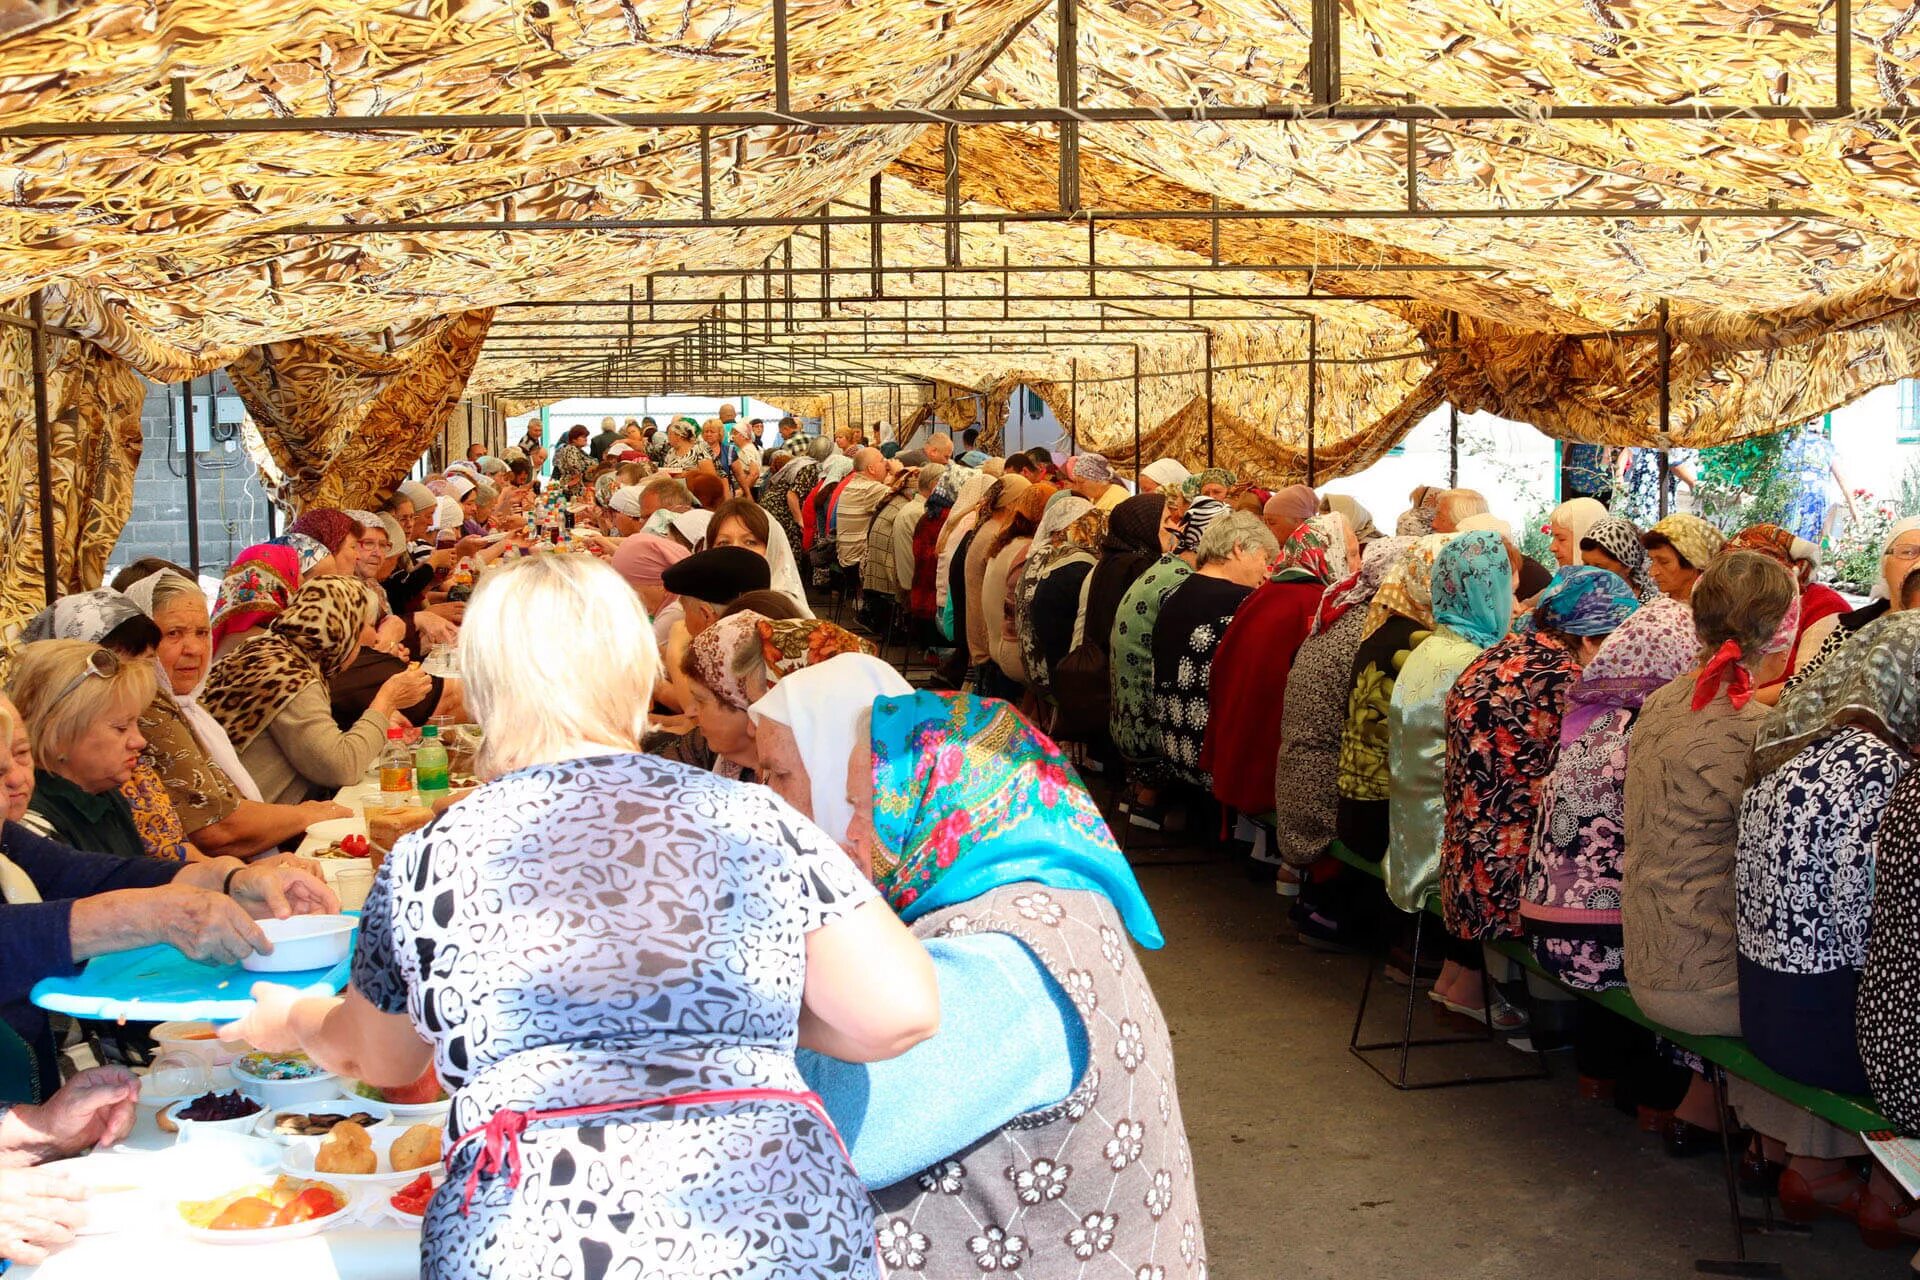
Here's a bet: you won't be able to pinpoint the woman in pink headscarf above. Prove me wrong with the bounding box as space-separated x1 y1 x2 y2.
209 543 305 661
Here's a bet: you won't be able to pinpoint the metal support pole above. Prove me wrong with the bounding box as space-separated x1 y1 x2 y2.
1132 344 1141 473
1309 0 1342 104
1305 316 1318 485
772 0 792 115
1657 297 1672 519
28 291 57 604
1070 358 1078 450
183 376 201 576
1204 329 1215 469
942 123 961 268
1057 0 1080 214
1448 402 1460 489
869 173 884 299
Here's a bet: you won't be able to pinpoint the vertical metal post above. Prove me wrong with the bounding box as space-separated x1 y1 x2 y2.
942 123 961 269
1448 402 1460 489
1070 358 1078 451
1130 343 1141 465
869 173 884 300
1204 329 1215 469
772 0 792 114
1305 316 1318 485
1309 0 1342 104
1657 297 1672 519
1057 0 1080 214
28 291 57 603
183 376 201 576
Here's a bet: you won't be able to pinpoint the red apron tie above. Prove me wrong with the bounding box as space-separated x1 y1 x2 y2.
452 1087 847 1215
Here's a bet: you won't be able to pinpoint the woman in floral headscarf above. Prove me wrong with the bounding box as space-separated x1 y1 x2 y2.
201 579 432 805
1202 514 1357 818
1335 535 1452 859
209 542 307 661
681 610 875 779
1439 566 1639 951
1641 513 1726 602
1727 613 1920 1217
1385 531 1517 1024
1578 515 1660 602
749 674 1202 1280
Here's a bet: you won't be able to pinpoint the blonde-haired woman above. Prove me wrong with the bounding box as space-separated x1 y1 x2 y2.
10 640 160 862
225 555 939 1280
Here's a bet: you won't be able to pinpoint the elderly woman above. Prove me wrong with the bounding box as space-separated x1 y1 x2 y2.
1273 536 1410 869
1337 535 1451 860
1858 772 1920 1243
1384 531 1516 1023
934 469 995 649
1050 494 1165 738
661 419 710 474
1641 513 1725 602
1545 497 1609 568
611 532 692 650
963 476 1032 691
1730 614 1920 1218
1203 514 1355 819
707 496 813 617
9 638 174 863
223 557 934 1280
1727 523 1849 698
1320 493 1379 543
0 690 335 1099
1525 598 1697 991
117 570 352 859
749 663 1205 1279
286 509 364 577
766 437 831 552
1014 493 1095 697
1138 457 1190 494
1439 566 1640 957
549 424 593 494
981 483 1054 699
1578 515 1660 601
905 468 955 639
1151 512 1279 791
1789 515 1920 690
1623 551 1797 1032
1260 484 1320 548
210 540 313 659
682 611 873 779
201 579 432 806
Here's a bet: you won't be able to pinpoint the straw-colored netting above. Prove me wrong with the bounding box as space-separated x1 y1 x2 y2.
4 0 1920 630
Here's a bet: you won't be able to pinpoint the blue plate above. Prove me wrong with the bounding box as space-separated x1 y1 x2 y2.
30 924 356 1024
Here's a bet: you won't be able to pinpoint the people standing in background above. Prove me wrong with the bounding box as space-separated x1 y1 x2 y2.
588 417 619 461
1616 447 1698 526
1779 423 1856 544
1561 444 1619 505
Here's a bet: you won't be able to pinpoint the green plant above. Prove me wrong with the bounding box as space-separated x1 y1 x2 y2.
1694 432 1794 533
1519 504 1554 565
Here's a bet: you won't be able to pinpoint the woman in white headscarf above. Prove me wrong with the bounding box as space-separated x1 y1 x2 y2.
123 571 353 858
1546 497 1610 568
706 497 816 618
749 654 913 844
1139 458 1191 494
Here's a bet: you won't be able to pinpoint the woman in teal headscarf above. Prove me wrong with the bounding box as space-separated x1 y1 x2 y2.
1384 530 1518 1026
752 668 1203 1280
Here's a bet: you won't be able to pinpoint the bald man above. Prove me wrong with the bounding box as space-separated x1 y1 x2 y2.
924 433 955 465
1432 488 1489 534
834 446 898 572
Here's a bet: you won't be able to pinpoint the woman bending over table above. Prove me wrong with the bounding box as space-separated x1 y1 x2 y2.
224 556 938 1280
751 657 1207 1280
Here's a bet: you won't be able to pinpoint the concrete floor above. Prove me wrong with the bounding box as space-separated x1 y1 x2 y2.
1128 844 1913 1280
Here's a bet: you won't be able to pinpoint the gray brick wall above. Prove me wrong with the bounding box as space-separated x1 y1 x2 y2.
110 377 277 580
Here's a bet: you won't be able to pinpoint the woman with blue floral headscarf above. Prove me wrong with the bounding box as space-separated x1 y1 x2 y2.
1440 566 1639 951
749 665 1205 1280
1384 531 1517 1024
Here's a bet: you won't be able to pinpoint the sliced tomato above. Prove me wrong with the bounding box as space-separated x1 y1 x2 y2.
390 1172 435 1215
272 1187 341 1226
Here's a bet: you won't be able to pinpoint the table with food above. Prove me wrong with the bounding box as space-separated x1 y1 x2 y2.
15 736 478 1278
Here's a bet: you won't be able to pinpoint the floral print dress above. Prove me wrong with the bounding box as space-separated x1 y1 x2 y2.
1440 632 1578 941
1108 557 1191 765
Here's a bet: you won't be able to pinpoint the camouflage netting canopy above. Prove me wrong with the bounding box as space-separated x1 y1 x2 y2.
5 0 1920 627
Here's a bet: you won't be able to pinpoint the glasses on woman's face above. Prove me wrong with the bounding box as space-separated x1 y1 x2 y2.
1887 541 1920 562
47 648 120 708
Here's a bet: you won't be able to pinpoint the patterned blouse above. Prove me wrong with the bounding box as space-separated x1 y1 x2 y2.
1735 727 1907 1094
1107 557 1191 764
1440 632 1577 941
764 459 819 553
137 691 243 838
1859 769 1920 1131
121 762 190 862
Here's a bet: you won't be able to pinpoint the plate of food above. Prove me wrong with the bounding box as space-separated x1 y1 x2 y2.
347 1064 451 1119
254 1099 395 1145
178 1174 350 1243
160 1090 264 1138
279 1119 444 1190
231 1051 339 1106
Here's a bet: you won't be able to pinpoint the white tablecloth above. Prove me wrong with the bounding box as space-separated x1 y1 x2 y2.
16 1101 422 1280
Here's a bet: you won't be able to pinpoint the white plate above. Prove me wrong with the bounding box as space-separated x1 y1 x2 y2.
242 914 356 973
163 1096 267 1139
280 1137 444 1190
344 1081 452 1121
304 816 369 846
48 1152 171 1235
179 1179 353 1244
252 1097 397 1146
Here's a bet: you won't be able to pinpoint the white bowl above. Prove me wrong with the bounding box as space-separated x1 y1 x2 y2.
230 1054 340 1109
152 1020 240 1069
253 1097 397 1148
304 816 369 846
163 1095 268 1140
178 1178 352 1244
243 914 357 973
280 1136 444 1191
343 1080 452 1122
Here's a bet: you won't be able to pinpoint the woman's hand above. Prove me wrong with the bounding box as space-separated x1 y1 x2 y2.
412 611 459 647
2 1067 140 1166
0 1168 87 1265
372 665 434 715
301 799 353 825
229 863 339 921
217 983 321 1054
